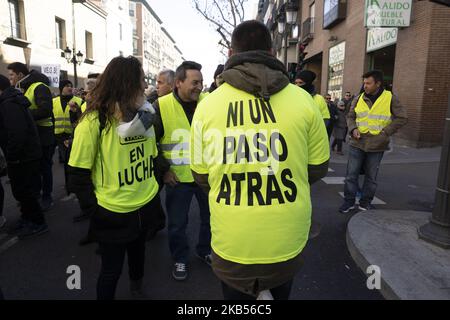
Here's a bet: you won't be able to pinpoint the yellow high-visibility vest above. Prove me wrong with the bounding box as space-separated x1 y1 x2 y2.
68 112 159 213
190 83 330 264
355 90 392 135
53 96 83 135
313 94 330 120
159 93 207 183
24 82 53 127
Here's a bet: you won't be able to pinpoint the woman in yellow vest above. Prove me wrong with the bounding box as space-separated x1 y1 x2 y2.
68 56 160 300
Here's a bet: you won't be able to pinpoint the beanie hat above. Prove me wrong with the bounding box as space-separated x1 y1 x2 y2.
295 70 316 84
59 79 73 93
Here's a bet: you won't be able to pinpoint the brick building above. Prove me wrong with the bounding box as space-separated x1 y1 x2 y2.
257 0 450 147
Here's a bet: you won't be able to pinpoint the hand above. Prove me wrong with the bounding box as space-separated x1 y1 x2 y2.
163 170 179 187
352 129 361 140
68 101 79 112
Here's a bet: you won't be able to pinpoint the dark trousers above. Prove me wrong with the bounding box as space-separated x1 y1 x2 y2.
55 134 71 195
32 145 54 199
331 138 343 152
0 178 4 217
97 232 146 300
8 161 45 225
326 121 334 139
344 146 384 206
165 183 211 264
221 280 293 300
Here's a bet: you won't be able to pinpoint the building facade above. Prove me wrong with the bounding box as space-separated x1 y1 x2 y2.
130 0 184 85
258 0 450 147
0 0 107 89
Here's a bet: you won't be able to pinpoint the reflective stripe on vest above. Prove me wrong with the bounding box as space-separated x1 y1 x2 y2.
53 96 83 134
25 82 53 127
159 93 207 183
355 90 393 135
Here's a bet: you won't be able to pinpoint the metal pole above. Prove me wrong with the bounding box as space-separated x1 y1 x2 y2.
418 92 450 249
73 56 78 88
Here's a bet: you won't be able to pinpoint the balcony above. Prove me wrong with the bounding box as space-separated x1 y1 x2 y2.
323 0 347 29
302 17 314 42
3 22 29 48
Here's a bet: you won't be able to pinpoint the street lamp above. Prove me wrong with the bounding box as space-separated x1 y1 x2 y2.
63 46 84 88
277 1 299 70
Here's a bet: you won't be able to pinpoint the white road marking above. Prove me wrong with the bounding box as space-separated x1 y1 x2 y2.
322 177 345 184
338 192 386 205
0 236 18 254
328 168 335 172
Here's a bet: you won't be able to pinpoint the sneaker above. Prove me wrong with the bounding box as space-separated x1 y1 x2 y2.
359 203 375 211
18 222 49 239
172 262 188 281
61 193 76 202
40 197 54 212
339 202 355 213
196 253 212 266
0 216 6 229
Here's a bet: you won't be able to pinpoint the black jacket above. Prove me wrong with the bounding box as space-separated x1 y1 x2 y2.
0 87 42 163
17 70 54 146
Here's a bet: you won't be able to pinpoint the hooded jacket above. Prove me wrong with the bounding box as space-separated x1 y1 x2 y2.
0 87 42 163
16 70 54 146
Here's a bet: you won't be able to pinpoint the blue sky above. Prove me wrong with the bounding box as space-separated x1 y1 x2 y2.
149 0 258 86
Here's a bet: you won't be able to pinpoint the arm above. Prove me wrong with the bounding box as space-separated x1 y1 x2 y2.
30 84 53 121
383 95 408 136
1 102 28 163
346 96 359 136
68 166 98 216
308 160 329 185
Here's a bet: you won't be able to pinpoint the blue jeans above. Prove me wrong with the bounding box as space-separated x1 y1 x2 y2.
344 146 384 206
165 183 211 264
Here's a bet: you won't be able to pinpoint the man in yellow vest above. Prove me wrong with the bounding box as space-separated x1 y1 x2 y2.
294 70 331 128
7 62 55 211
190 20 330 299
339 70 407 213
152 61 211 281
53 80 82 198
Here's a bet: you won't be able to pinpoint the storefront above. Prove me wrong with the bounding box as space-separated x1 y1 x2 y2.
328 41 345 100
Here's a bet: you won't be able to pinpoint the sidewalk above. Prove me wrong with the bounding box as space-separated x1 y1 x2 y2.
347 210 450 300
330 141 442 165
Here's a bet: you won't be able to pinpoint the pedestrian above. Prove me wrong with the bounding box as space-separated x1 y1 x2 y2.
294 70 331 126
152 61 211 281
0 146 6 229
342 91 353 115
0 74 48 238
339 70 407 213
7 62 55 211
331 100 347 155
156 69 175 98
190 20 329 300
52 80 83 200
325 93 338 139
208 64 224 93
68 56 161 300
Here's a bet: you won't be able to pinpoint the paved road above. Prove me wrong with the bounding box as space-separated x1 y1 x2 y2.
0 152 439 300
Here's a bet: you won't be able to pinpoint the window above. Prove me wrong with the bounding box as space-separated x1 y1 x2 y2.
129 2 135 16
55 17 66 49
323 0 347 29
119 23 123 41
8 0 23 39
85 31 93 60
133 38 139 55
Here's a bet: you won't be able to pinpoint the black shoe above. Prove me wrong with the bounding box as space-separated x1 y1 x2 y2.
172 262 188 281
18 223 49 239
359 203 375 211
73 212 90 223
339 202 355 214
40 197 54 212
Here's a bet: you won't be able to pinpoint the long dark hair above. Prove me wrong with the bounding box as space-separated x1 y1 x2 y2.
85 56 144 130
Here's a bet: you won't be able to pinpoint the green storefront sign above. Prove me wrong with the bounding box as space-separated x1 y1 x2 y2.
367 27 398 52
365 0 412 27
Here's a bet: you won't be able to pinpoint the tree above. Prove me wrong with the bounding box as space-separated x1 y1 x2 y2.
192 0 248 53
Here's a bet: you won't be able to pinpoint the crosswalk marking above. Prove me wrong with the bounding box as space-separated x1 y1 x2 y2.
322 177 345 184
328 168 334 173
338 192 386 205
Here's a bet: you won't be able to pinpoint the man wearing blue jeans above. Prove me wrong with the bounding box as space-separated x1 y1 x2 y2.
152 61 211 281
340 70 407 213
